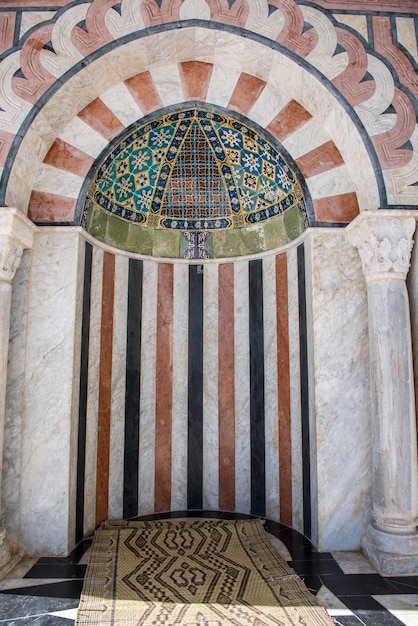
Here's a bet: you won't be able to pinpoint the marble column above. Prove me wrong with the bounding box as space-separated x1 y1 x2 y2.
0 208 35 578
347 210 418 575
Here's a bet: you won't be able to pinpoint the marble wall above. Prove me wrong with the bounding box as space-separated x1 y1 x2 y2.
2 228 372 555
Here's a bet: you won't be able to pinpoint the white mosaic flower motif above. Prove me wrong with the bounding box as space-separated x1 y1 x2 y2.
139 190 152 210
243 153 259 172
153 128 172 147
260 180 276 201
222 129 240 147
116 176 133 198
240 190 254 210
131 151 150 171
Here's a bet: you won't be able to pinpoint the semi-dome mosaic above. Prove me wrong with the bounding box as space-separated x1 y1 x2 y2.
83 108 309 258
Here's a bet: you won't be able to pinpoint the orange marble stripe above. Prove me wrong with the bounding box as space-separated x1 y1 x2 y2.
276 253 292 527
228 73 267 116
141 0 183 26
178 61 214 101
155 263 174 513
332 28 375 107
44 138 94 177
205 0 249 26
125 71 163 114
71 0 114 56
28 191 76 223
371 87 415 169
95 252 115 527
276 0 318 58
266 100 312 142
78 98 125 142
12 23 55 104
314 192 360 223
296 141 344 179
218 263 235 512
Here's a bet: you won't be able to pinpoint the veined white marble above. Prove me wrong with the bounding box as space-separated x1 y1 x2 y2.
58 117 108 159
138 260 158 515
282 118 332 161
108 254 129 521
249 83 292 131
263 255 279 522
234 260 251 515
171 264 189 512
149 64 184 108
202 263 219 511
82 247 103 536
308 230 371 551
19 230 83 555
206 66 241 109
32 164 83 199
99 83 142 128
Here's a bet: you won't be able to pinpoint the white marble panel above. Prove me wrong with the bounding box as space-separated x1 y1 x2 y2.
282 119 331 161
108 254 129 521
149 64 184 108
206 66 241 109
179 0 211 20
372 595 418 626
19 230 83 555
287 246 303 533
396 18 418 64
333 14 368 41
234 260 251 515
202 263 219 511
171 264 188 512
2 251 31 545
20 12 56 38
309 230 371 551
138 260 158 515
263 254 279 522
58 117 108 159
99 83 143 128
82 247 103 536
305 165 356 199
331 551 377 575
249 83 291 130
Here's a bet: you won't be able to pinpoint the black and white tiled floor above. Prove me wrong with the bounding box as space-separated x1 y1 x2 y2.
1 512 417 626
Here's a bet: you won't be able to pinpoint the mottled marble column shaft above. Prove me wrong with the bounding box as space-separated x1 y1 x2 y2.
0 208 35 578
348 211 418 575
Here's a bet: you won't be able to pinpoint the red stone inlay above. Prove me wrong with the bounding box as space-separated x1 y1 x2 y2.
205 0 249 27
96 252 115 527
125 71 163 114
314 192 359 223
28 191 76 223
266 100 312 143
155 263 174 513
78 98 125 142
373 16 418 102
372 87 415 170
275 0 318 57
228 72 267 116
71 0 114 56
44 138 94 177
178 61 214 101
332 28 375 107
0 130 15 168
218 263 235 512
12 23 55 104
296 140 344 179
141 0 183 27
0 13 15 56
276 253 292 527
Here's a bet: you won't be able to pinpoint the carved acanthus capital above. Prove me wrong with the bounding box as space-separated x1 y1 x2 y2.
0 208 36 283
347 213 416 282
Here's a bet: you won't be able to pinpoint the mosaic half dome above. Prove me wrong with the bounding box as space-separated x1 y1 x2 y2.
83 108 309 258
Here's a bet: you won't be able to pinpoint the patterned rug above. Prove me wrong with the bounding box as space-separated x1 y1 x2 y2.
76 518 335 625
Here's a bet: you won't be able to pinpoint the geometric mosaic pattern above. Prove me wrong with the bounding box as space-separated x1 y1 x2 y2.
85 108 306 231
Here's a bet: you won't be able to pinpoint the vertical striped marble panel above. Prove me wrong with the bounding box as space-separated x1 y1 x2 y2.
76 247 312 536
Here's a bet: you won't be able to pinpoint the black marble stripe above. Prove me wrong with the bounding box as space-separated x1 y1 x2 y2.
187 264 204 509
76 242 92 542
249 259 266 517
298 243 311 539
123 259 143 519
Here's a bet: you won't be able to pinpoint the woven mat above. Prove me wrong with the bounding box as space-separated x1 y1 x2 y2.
76 518 335 625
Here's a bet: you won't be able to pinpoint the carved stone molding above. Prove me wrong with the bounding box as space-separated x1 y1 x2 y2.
347 211 417 281
0 208 36 283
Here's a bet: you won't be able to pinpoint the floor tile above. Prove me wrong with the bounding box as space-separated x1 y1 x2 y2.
373 595 418 626
342 595 408 625
332 551 378 575
24 564 86 580
0 592 78 621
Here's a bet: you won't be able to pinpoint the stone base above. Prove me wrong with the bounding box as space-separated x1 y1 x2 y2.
362 522 418 576
0 527 24 580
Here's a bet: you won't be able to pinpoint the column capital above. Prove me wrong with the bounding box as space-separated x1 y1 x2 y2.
0 208 36 283
346 210 417 282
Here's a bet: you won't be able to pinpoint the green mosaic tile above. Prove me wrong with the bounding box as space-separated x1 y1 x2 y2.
89 207 108 241
284 204 304 240
239 224 265 255
126 224 154 255
152 229 181 258
106 215 130 248
264 214 290 249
